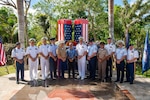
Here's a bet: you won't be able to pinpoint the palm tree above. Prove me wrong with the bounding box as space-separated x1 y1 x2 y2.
121 0 150 43
108 0 114 42
17 0 25 48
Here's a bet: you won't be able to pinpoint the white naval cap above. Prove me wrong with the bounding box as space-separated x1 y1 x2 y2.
78 36 83 40
41 37 48 40
29 38 36 42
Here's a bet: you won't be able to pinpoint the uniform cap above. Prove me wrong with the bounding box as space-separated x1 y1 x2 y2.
41 37 48 40
50 38 55 41
15 42 20 46
107 37 112 39
29 38 36 42
89 38 94 42
78 36 83 40
129 44 134 46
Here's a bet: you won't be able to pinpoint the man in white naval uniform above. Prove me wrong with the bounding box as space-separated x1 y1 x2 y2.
105 38 116 81
26 38 39 87
39 37 49 87
76 37 87 80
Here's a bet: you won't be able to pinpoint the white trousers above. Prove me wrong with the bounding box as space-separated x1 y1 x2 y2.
40 57 49 80
29 59 38 80
78 56 86 79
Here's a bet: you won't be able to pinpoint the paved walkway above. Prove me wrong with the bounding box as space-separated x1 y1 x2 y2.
112 72 150 100
0 70 149 100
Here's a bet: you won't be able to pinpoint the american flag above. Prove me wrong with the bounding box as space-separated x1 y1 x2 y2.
58 19 72 41
74 19 88 42
0 37 6 66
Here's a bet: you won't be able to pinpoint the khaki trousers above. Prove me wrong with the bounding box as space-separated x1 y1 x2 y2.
98 61 106 80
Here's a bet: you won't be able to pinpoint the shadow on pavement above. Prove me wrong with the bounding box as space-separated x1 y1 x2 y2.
10 78 130 100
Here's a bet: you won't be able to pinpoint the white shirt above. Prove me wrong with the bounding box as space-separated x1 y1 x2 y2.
127 49 139 61
26 45 39 58
39 44 49 57
48 44 57 57
11 48 25 59
115 47 127 60
87 44 97 57
105 43 116 55
76 43 87 56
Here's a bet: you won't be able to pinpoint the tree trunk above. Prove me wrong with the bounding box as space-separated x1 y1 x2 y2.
108 0 114 43
25 15 28 47
17 0 25 48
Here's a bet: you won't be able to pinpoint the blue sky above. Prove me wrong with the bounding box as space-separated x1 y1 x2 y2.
31 0 131 7
114 0 124 5
30 0 39 7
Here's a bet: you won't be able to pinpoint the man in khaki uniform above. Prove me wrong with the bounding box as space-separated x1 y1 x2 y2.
56 40 67 78
97 42 108 82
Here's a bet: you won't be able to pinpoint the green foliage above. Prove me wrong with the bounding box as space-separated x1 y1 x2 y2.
136 63 150 78
114 5 124 40
114 0 150 51
31 0 58 40
36 14 50 37
121 0 150 31
54 0 108 40
0 7 17 43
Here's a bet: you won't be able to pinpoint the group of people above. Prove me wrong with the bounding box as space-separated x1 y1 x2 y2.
11 36 139 87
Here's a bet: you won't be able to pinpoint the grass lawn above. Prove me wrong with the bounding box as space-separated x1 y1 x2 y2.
0 65 16 76
135 64 150 78
0 63 150 78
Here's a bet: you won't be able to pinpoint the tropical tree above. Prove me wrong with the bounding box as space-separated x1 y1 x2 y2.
33 0 59 38
55 0 108 41
114 5 124 40
0 0 31 47
33 0 109 41
36 14 50 37
120 0 150 42
0 7 17 43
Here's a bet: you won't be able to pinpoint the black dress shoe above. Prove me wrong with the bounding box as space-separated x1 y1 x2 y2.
130 82 133 84
21 79 28 82
16 81 19 84
114 80 119 82
120 81 123 83
125 80 130 82
101 80 105 82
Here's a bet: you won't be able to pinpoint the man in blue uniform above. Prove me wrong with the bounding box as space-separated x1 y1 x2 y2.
115 40 127 83
126 44 139 84
11 42 25 84
87 39 97 80
48 38 57 79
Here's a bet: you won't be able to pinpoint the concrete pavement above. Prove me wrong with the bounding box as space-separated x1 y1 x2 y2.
113 74 150 100
0 70 149 100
